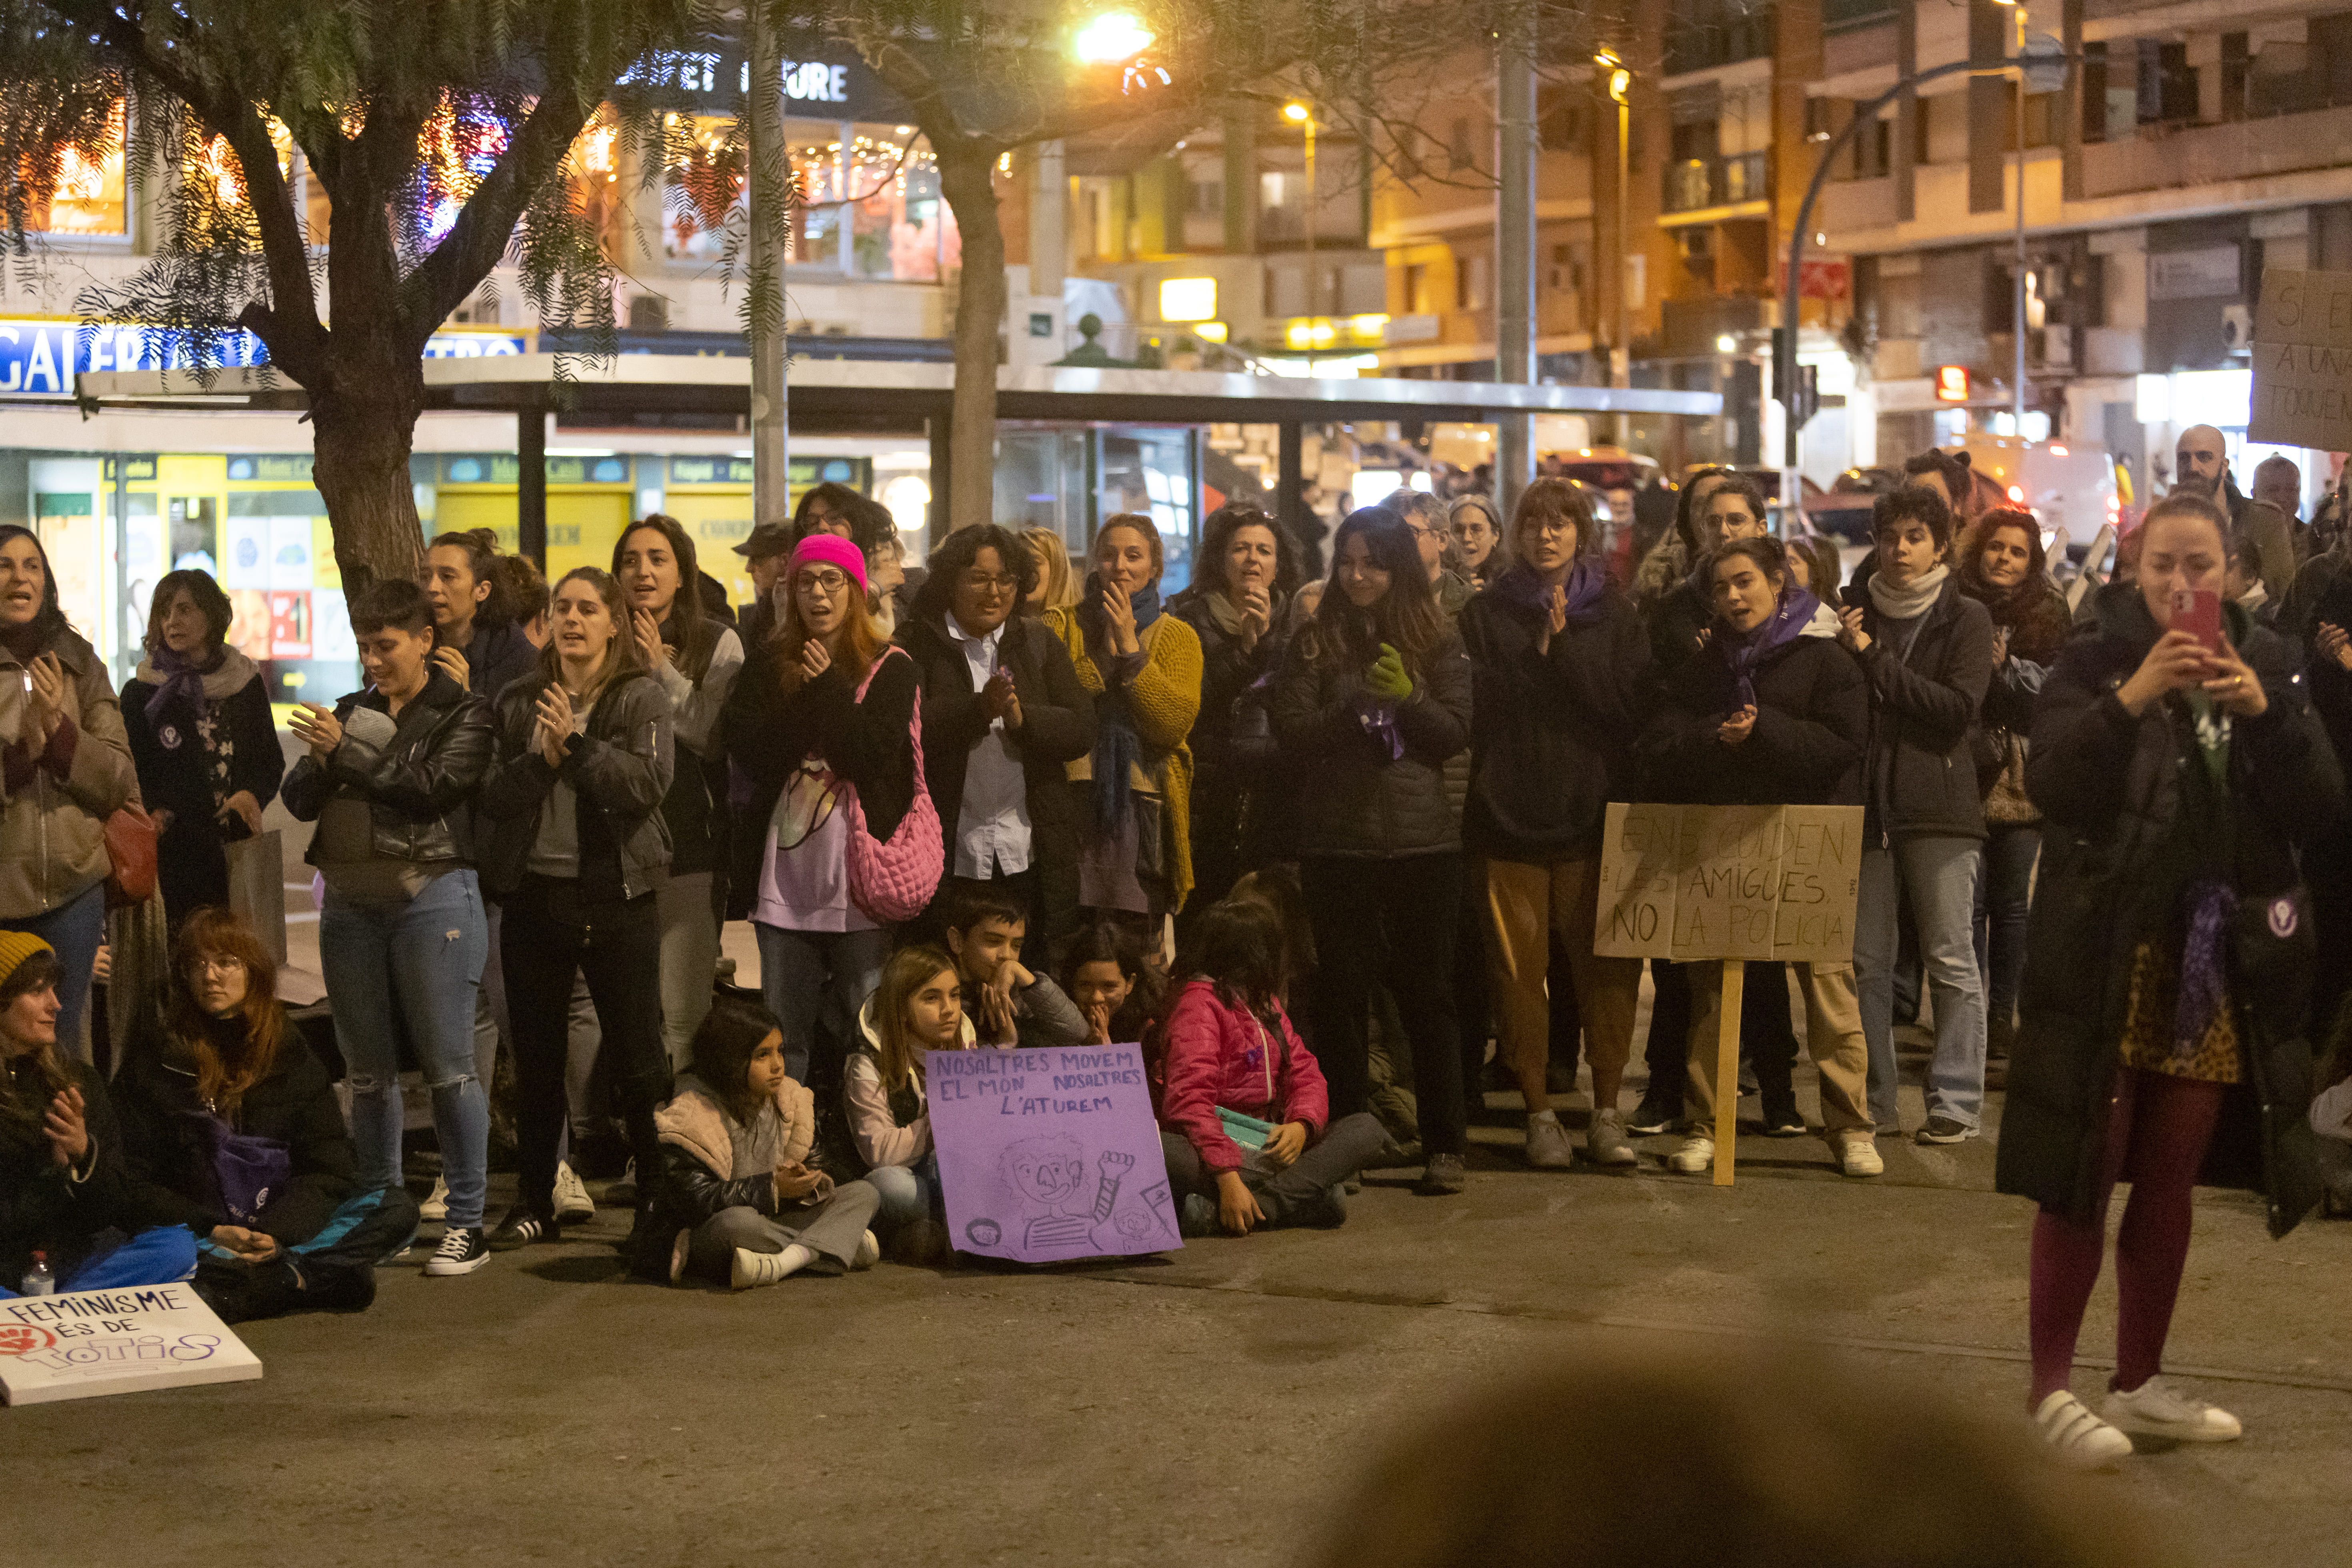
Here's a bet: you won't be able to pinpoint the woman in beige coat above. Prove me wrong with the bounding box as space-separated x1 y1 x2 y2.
0 526 137 1062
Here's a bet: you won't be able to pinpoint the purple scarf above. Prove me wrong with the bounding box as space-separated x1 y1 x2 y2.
1714 585 1823 712
142 644 214 726
1492 560 1609 624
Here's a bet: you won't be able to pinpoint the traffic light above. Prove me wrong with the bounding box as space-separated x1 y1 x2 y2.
1935 364 1970 402
1773 327 1821 431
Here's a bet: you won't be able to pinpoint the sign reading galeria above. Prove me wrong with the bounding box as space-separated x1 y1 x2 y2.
0 1283 261 1406
2252 269 2352 453
926 1045 1182 1265
1593 803 1865 964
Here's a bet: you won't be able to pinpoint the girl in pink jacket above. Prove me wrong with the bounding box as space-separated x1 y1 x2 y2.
1153 900 1386 1236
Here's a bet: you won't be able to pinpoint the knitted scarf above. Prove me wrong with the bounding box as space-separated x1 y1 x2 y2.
1491 559 1608 622
1078 574 1164 835
1866 562 1950 622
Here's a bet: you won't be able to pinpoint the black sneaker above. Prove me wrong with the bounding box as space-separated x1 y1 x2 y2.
1416 1153 1467 1196
425 1226 490 1276
1916 1115 1980 1146
1761 1114 1807 1138
486 1204 559 1251
1626 1100 1678 1136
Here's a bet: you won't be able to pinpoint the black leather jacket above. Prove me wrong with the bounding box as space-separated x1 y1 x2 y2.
476 666 674 903
282 670 495 866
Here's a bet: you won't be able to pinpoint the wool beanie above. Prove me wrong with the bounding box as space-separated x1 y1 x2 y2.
0 931 55 993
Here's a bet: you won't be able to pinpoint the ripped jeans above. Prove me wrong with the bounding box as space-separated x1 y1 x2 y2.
320 869 492 1230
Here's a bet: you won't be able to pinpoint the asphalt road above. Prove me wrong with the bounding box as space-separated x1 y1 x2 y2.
9 1082 2352 1568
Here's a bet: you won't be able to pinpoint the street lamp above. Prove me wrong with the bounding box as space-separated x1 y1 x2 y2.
1072 12 1155 64
1596 52 1632 395
1285 101 1318 337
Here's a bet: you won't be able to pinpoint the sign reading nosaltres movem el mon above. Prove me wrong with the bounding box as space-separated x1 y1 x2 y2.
2252 270 2352 453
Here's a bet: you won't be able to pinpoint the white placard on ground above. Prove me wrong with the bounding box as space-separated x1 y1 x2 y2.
0 1282 261 1406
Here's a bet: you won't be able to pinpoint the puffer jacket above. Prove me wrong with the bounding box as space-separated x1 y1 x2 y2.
0 625 138 917
113 1020 358 1247
633 1074 826 1276
1152 980 1330 1174
1270 625 1473 859
1853 572 1994 842
1635 625 1867 808
1996 584 2345 1236
281 669 494 867
476 665 674 903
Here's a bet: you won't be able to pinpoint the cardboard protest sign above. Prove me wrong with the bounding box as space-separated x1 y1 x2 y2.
926 1044 1182 1264
1594 803 1864 964
2252 270 2352 454
0 1282 261 1406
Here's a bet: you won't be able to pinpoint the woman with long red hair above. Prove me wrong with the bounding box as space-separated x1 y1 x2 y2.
116 908 420 1320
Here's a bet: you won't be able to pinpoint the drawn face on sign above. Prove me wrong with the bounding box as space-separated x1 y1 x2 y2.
1001 1135 1087 1212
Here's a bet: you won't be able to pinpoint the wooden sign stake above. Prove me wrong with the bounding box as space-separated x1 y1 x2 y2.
1712 960 1745 1187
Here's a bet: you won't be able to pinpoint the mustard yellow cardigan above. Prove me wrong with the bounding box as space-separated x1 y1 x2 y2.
1040 605 1203 914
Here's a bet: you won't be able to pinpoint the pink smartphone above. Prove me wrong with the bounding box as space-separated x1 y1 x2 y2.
2171 587 2222 652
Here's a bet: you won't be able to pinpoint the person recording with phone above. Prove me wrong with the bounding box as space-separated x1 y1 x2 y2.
2000 491 2340 1465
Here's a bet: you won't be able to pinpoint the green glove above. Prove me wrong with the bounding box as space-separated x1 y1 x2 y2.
1364 642 1414 702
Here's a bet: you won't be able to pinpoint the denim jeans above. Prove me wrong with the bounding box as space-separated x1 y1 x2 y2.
320 870 492 1229
1972 823 2042 1045
756 922 891 1088
1857 837 1988 1129
4 880 107 1064
864 1154 941 1230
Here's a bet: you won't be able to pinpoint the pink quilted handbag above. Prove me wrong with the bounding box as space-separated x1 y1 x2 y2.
842 647 944 922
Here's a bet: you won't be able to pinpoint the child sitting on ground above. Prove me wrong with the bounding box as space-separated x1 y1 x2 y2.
1153 900 1387 1237
944 884 1086 1048
845 945 978 1262
1062 920 1164 1046
644 996 882 1289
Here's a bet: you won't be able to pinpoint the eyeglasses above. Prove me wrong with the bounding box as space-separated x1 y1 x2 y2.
962 573 1019 594
190 956 245 977
797 569 852 593
1526 518 1578 537
1404 524 1443 540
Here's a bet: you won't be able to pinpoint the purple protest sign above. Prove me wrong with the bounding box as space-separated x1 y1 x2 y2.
924 1044 1183 1263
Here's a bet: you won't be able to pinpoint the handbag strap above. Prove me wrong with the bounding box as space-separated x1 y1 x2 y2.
848 646 927 800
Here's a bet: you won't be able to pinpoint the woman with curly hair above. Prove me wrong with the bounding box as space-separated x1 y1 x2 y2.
1958 507 2074 1062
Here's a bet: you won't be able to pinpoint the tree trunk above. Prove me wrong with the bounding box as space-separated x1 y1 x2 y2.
935 138 1006 534
308 355 428 594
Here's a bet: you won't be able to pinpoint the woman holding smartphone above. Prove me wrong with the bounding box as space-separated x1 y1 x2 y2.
2000 492 2341 1464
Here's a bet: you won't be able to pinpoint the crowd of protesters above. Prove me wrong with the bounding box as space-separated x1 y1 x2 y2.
3 424 2349 1470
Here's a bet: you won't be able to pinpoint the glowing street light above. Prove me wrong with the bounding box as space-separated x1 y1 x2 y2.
1074 12 1155 64
1282 101 1311 124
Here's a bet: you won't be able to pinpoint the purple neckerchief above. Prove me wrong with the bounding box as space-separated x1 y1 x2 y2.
143 645 211 726
1350 691 1406 762
1492 560 1608 623
1714 585 1824 712
2173 879 2238 1059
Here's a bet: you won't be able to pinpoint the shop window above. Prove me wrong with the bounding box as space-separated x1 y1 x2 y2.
662 116 955 281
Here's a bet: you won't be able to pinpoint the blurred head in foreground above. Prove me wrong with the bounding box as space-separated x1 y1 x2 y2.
1309 1353 2176 1568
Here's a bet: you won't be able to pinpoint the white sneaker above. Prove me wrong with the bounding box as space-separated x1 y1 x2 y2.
553 1162 595 1225
2034 1390 2135 1470
1666 1135 1715 1174
1524 1113 1576 1170
2102 1376 2242 1443
1837 1138 1885 1178
730 1244 813 1290
419 1176 448 1223
852 1230 881 1270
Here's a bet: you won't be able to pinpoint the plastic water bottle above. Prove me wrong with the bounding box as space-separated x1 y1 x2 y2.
22 1250 55 1297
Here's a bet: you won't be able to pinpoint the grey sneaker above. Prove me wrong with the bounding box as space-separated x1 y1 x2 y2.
1586 1108 1638 1166
1416 1154 1467 1195
1524 1114 1576 1169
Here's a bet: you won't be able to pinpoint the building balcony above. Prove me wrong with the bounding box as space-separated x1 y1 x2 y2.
2082 102 2352 200
1663 152 1771 218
